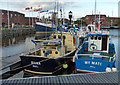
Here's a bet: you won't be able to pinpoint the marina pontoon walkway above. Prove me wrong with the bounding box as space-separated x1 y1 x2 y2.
1 71 119 84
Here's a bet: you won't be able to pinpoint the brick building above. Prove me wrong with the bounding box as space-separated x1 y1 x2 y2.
25 17 39 25
0 9 39 28
83 14 120 26
0 9 25 27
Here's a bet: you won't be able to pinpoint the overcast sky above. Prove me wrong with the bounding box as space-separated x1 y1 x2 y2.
0 0 120 19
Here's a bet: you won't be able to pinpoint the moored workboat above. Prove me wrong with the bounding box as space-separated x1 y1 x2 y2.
20 31 79 75
35 22 56 33
74 31 117 73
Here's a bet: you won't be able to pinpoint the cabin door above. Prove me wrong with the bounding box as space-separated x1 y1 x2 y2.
102 36 107 51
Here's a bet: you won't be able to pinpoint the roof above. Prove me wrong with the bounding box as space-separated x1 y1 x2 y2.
0 9 25 15
85 14 106 17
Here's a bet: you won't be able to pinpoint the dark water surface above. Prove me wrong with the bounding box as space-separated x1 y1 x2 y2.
1 29 120 79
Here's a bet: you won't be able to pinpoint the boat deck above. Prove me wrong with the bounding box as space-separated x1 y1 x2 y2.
1 71 118 84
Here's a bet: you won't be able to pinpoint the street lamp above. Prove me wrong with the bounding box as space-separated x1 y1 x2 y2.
69 11 72 25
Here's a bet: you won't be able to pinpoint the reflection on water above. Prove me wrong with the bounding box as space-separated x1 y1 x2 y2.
109 29 120 71
1 34 35 57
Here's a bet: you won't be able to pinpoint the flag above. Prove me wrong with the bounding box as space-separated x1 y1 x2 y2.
34 8 42 12
25 7 30 10
54 12 58 14
48 12 54 14
40 10 49 13
96 21 99 29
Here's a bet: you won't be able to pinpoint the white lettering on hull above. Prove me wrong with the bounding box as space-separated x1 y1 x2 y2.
85 61 102 66
31 61 41 65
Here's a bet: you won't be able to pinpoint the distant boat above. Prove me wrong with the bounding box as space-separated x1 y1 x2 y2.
35 22 56 33
20 31 79 75
74 31 117 73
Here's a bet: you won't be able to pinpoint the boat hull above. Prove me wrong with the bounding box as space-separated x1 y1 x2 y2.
35 23 56 33
20 49 76 75
75 58 114 73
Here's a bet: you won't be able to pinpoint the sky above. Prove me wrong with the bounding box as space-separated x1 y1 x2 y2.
0 0 120 20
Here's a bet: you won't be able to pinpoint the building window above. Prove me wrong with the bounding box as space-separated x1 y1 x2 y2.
11 14 13 18
2 12 4 15
15 14 16 16
2 17 4 20
18 14 20 16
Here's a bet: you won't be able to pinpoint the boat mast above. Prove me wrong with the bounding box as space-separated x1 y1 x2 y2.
56 1 59 32
60 7 63 42
99 11 100 29
95 0 96 27
51 1 56 34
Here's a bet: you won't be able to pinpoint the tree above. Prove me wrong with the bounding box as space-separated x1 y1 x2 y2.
115 19 120 26
106 16 110 22
106 16 111 26
74 19 86 26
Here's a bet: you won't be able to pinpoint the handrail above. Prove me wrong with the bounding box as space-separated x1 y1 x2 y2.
77 54 113 58
34 40 60 43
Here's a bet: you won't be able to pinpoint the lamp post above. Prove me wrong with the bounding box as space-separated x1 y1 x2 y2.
69 11 72 25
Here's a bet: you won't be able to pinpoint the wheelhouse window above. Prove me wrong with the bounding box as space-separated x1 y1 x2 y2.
63 35 66 39
98 36 101 40
58 35 61 39
49 50 52 54
43 51 45 53
91 35 94 40
2 12 4 15
95 36 97 40
54 35 56 39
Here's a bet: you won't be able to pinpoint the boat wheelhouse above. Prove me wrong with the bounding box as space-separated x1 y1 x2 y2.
74 31 117 73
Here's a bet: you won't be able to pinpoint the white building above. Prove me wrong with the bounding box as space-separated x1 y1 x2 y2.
119 1 120 17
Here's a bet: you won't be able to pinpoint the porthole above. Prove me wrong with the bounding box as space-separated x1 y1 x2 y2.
55 51 58 54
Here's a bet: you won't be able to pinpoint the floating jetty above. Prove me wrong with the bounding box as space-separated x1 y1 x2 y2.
1 71 118 84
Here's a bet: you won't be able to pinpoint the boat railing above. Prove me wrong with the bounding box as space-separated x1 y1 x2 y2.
77 54 115 62
34 40 60 42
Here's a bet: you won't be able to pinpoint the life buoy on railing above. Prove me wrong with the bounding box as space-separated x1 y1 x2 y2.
89 44 97 51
